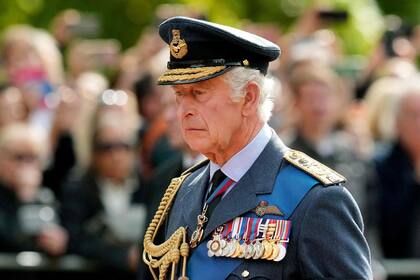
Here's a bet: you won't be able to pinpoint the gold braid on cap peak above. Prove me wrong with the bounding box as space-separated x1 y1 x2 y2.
158 66 226 83
143 174 191 280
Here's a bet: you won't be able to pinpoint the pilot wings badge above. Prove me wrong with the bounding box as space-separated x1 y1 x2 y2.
253 201 284 217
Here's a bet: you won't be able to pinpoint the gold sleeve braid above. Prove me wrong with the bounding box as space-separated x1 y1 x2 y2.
143 174 191 280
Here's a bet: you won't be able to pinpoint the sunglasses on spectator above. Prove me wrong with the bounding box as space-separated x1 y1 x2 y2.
94 141 134 152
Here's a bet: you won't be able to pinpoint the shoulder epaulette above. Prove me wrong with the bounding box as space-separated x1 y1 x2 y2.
283 149 346 186
181 159 210 176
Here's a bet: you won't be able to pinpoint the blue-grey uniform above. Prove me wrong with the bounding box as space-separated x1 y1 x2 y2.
165 127 372 279
146 16 372 280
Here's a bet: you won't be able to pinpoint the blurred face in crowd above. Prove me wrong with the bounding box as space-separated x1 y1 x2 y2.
0 133 42 201
295 81 341 131
162 93 186 150
0 87 26 127
172 75 255 161
4 40 48 113
4 40 44 81
93 123 135 183
139 89 163 122
397 91 420 157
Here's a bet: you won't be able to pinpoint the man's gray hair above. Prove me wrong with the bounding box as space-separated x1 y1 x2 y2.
223 67 278 122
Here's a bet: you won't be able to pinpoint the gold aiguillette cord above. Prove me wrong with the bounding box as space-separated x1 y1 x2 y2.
143 175 190 280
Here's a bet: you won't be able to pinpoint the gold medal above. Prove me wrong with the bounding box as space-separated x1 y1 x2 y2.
231 241 242 258
261 240 273 259
239 242 247 258
268 241 279 260
210 239 221 252
207 231 225 257
207 239 221 257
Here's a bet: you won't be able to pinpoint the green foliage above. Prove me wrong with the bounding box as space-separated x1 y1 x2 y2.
0 0 415 56
376 0 420 25
0 0 166 49
183 0 384 54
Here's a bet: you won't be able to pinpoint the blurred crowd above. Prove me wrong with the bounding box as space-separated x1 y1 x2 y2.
0 5 419 280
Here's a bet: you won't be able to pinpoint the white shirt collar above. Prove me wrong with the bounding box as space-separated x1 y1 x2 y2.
209 124 272 182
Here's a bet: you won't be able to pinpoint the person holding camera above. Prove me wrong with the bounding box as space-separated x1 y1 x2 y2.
0 123 68 256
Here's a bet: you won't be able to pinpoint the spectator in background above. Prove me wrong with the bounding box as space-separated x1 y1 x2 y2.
364 76 405 145
115 28 165 91
70 71 109 168
0 85 26 127
66 39 121 84
0 123 68 256
50 9 101 51
42 85 80 198
60 92 146 279
287 62 372 215
374 76 420 262
134 73 178 179
356 16 417 100
1 25 64 139
72 87 139 170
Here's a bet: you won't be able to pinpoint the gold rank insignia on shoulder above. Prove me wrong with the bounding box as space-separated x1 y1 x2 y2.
170 29 188 59
284 149 346 186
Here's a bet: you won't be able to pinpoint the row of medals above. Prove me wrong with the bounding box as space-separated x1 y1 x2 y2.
207 231 287 262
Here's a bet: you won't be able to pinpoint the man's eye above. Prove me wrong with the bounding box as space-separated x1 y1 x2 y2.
194 90 210 101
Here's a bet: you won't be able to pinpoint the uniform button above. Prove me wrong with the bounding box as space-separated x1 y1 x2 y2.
241 270 250 278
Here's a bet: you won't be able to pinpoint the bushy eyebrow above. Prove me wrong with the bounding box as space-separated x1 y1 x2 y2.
172 85 211 95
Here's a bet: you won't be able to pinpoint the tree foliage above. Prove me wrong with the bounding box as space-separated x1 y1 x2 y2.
0 0 415 55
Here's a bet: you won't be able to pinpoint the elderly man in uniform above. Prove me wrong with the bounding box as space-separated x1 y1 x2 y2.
143 16 372 280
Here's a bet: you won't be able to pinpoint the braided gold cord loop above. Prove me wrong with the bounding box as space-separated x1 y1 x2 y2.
143 174 190 280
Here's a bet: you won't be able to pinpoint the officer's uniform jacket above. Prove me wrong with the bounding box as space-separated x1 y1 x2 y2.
165 131 372 280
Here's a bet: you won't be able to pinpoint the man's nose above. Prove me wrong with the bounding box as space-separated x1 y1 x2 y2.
177 94 196 117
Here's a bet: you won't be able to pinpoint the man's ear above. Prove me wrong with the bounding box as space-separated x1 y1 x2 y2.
242 82 260 117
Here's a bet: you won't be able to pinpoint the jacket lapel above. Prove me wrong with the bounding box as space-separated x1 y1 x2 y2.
203 132 288 239
181 164 210 235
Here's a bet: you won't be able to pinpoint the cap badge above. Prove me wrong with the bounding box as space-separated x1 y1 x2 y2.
170 29 188 59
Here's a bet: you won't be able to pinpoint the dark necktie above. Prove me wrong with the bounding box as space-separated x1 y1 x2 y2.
206 169 228 219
